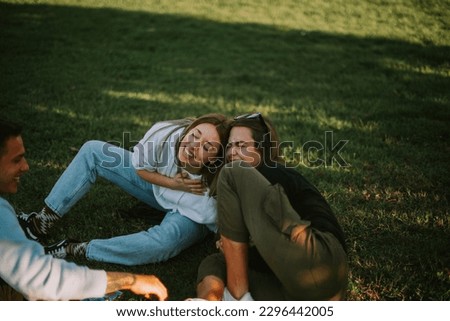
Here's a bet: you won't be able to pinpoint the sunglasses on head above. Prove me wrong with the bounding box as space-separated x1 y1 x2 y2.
234 112 269 134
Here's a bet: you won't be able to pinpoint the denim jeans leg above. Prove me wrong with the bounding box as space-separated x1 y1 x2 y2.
45 140 164 216
87 210 211 265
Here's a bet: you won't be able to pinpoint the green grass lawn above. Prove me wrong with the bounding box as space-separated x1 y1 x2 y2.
1 0 449 300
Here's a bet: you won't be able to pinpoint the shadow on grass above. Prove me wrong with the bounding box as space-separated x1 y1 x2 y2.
1 2 449 300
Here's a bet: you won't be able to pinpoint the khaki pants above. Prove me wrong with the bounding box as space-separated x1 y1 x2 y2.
199 162 348 300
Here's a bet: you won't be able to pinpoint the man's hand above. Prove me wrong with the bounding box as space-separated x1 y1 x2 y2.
130 274 168 301
106 272 168 301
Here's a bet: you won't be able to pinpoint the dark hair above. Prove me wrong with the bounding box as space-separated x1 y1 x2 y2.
230 113 282 165
0 119 23 156
176 113 231 195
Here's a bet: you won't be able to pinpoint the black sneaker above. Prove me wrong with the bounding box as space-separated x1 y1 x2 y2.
44 239 69 259
16 212 42 242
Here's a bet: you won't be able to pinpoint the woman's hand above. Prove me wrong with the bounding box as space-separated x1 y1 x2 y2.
173 172 206 195
216 237 224 253
136 170 206 195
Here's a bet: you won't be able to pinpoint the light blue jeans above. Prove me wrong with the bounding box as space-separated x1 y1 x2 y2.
45 140 211 265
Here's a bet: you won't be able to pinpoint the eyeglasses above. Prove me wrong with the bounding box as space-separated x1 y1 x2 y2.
234 112 269 134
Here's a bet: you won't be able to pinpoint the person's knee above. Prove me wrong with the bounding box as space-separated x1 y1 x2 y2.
223 160 252 173
219 161 254 186
79 140 117 168
196 276 225 300
79 140 104 155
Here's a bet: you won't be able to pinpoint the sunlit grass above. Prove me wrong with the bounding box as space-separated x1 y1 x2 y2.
9 0 449 44
104 89 211 106
382 58 450 77
1 0 449 300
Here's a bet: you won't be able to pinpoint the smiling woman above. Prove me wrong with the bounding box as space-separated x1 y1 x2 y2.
194 113 348 301
178 123 222 172
16 114 231 266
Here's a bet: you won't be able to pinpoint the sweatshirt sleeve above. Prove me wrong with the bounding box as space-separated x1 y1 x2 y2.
0 199 107 301
0 240 107 301
132 121 186 173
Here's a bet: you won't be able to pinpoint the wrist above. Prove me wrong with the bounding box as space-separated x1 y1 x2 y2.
106 272 136 292
124 273 137 290
222 287 254 301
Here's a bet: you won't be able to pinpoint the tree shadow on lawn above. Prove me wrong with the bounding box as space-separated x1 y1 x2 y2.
2 2 448 123
1 2 449 300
